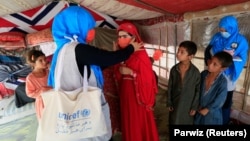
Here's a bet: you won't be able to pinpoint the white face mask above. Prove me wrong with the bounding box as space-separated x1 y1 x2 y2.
220 32 231 38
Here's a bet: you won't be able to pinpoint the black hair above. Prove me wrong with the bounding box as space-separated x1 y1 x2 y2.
149 57 154 64
26 49 45 65
213 51 233 68
179 40 197 56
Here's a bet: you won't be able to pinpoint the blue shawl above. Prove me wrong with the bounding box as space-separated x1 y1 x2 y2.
209 15 248 82
48 6 103 88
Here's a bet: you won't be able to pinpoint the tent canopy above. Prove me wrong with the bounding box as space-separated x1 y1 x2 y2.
0 0 249 20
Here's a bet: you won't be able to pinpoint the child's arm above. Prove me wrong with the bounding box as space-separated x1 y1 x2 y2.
168 107 174 112
41 86 52 92
26 81 43 99
189 109 196 116
198 108 209 116
25 75 50 99
190 70 201 112
205 80 227 112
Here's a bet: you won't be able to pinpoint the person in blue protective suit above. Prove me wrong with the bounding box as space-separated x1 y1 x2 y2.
47 6 142 141
204 15 249 125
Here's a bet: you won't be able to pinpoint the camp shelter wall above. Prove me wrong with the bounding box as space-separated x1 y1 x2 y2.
135 3 250 114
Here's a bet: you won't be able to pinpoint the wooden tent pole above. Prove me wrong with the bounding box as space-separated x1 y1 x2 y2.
242 50 250 111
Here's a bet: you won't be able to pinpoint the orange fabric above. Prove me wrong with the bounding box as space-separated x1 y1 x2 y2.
153 49 163 61
0 32 25 42
26 28 53 46
0 40 26 50
25 69 52 120
86 29 95 43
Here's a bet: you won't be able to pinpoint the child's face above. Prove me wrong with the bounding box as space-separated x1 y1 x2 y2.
176 47 192 62
34 56 47 69
207 57 224 73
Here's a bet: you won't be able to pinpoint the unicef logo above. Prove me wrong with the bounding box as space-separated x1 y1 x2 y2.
231 42 238 49
81 109 91 117
58 109 91 120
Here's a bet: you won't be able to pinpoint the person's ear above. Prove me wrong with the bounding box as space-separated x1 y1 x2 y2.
207 59 211 65
86 29 95 43
188 54 194 60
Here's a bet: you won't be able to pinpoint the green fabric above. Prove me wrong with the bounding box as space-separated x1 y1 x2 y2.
0 114 38 141
91 27 117 51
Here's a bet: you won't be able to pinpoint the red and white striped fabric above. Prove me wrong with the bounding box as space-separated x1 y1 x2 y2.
0 1 124 34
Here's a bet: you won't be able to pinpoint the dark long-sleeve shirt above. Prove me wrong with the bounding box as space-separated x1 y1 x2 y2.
75 43 134 76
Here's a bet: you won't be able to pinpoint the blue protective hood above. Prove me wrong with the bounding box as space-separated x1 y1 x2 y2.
209 15 249 82
48 6 96 87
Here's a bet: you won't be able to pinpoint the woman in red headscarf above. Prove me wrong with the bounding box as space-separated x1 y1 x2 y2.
114 22 159 141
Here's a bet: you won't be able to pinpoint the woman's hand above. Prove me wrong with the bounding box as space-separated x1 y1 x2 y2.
119 65 132 75
113 41 118 51
223 49 234 56
129 38 143 51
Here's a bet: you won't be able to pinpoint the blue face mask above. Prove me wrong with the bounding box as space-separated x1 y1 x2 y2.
220 32 231 38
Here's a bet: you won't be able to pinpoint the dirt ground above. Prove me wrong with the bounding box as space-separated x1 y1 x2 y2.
154 87 169 141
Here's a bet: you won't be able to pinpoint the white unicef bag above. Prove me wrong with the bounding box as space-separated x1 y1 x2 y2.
36 65 109 141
